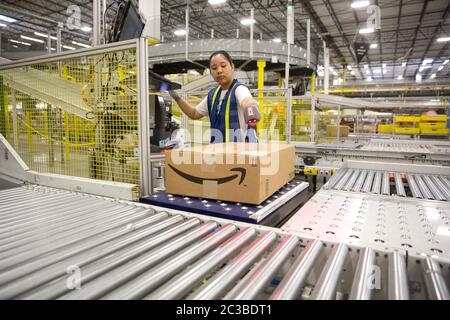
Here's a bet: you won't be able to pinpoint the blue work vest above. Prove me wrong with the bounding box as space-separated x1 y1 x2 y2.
207 79 243 143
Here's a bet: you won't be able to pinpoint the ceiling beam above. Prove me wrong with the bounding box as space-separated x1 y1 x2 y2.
299 0 347 65
418 0 450 79
402 0 429 78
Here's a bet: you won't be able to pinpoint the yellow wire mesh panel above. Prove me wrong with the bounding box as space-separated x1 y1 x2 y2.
291 97 312 142
254 90 288 143
0 48 139 186
316 107 340 144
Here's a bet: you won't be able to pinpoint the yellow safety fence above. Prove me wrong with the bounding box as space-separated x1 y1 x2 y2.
0 47 140 186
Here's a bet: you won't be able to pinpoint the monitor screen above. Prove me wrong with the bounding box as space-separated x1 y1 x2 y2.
111 0 145 42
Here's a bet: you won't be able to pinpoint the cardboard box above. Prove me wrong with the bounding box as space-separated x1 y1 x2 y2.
165 142 295 205
326 125 350 137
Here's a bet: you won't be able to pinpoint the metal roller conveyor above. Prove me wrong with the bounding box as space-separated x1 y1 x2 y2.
270 239 323 300
431 176 450 201
371 171 382 194
388 251 409 300
0 203 147 255
22 220 219 300
422 175 447 201
0 215 191 299
349 247 376 300
406 174 423 199
188 231 278 300
323 168 348 190
343 170 361 191
395 173 406 197
334 169 354 191
145 227 257 300
224 235 300 300
440 176 450 189
362 171 375 193
381 172 390 195
1 185 449 300
62 224 237 300
0 208 165 270
414 175 434 200
321 166 449 202
310 243 348 300
422 257 450 300
352 170 367 193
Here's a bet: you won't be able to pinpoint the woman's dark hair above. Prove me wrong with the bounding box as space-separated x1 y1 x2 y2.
209 50 233 66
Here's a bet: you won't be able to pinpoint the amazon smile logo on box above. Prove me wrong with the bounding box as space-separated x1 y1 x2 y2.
169 142 280 176
168 164 246 185
164 142 294 204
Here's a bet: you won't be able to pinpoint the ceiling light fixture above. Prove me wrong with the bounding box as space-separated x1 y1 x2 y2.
272 38 281 43
34 32 57 40
20 35 44 43
0 23 6 28
416 74 422 83
419 66 431 72
72 41 91 48
422 58 433 65
430 74 436 79
62 45 75 50
174 29 187 36
0 14 16 23
366 76 373 81
240 18 256 25
438 66 444 71
370 43 378 49
443 59 449 65
397 75 403 80
359 27 374 34
437 37 450 42
347 65 352 70
402 62 407 68
10 39 31 46
351 1 370 9
208 0 227 4
81 26 92 32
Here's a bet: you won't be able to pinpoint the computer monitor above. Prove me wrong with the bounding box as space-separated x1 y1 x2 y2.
110 0 145 43
148 70 182 92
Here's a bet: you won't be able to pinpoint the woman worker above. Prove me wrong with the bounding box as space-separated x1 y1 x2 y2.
169 50 261 143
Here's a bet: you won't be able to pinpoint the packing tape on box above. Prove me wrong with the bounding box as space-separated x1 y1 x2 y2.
203 180 218 199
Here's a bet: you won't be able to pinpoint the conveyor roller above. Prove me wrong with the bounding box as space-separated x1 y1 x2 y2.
0 185 448 300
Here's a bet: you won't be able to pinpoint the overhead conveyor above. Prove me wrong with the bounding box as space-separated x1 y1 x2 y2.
0 185 448 300
0 67 92 121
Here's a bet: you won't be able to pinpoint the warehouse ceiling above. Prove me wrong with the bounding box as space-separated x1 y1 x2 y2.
0 0 449 81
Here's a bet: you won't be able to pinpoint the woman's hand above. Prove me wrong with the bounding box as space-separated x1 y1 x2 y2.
244 103 261 127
